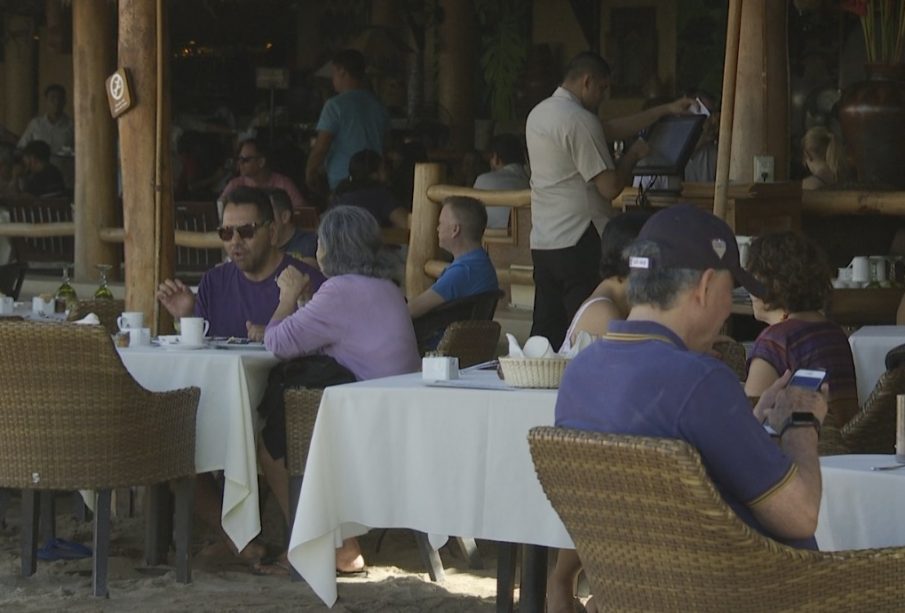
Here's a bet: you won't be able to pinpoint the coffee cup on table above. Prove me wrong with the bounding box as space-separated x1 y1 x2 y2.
179 317 209 346
32 296 54 317
128 327 151 347
851 256 870 284
117 311 144 331
0 296 13 315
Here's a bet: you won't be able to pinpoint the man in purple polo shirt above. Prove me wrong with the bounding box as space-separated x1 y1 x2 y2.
157 185 324 340
556 204 826 555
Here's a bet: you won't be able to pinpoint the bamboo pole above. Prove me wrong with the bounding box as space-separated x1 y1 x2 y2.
3 15 35 134
73 0 118 282
405 163 445 300
713 0 744 220
426 186 531 207
437 0 476 152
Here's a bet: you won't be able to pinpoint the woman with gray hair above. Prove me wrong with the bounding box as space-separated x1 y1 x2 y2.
259 205 420 574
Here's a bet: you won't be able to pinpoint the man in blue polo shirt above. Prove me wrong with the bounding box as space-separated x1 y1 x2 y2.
557 204 826 551
408 196 499 318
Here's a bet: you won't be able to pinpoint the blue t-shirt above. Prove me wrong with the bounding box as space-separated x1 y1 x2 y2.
555 319 816 550
280 228 318 260
431 248 499 302
194 255 325 338
316 90 389 190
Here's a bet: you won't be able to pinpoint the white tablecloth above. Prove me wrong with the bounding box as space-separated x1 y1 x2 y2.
287 371 571 607
848 326 905 404
816 454 905 551
118 345 278 551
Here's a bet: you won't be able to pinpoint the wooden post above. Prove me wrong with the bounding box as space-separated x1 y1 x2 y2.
118 0 175 334
73 0 118 283
714 0 743 221
729 0 790 183
3 14 35 135
437 0 476 153
405 163 445 300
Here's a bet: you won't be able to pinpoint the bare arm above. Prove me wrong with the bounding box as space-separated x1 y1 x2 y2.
569 298 622 345
305 130 334 190
408 288 445 319
389 207 410 229
603 97 694 142
750 385 827 539
591 139 649 200
744 357 781 398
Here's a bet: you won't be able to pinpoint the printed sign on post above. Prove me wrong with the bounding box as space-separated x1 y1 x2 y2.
106 68 133 119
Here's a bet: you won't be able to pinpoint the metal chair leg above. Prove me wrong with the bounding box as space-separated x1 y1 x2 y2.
21 490 40 577
454 536 484 569
39 490 56 543
496 541 518 613
413 530 445 582
173 477 194 584
144 483 172 566
92 489 112 598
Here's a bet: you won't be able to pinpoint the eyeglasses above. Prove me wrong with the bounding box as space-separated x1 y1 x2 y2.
237 155 261 164
217 221 269 241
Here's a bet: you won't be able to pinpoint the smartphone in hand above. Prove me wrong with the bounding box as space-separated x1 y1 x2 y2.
788 368 827 391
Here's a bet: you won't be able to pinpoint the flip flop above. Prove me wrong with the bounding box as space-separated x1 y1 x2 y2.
336 567 368 578
37 538 92 561
252 558 291 576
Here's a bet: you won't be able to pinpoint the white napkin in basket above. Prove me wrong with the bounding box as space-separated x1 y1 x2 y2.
73 313 100 325
506 333 594 359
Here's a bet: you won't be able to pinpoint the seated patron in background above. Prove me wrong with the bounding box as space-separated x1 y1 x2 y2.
15 140 65 197
557 205 826 575
17 84 74 154
266 188 318 267
330 149 408 228
473 133 530 230
744 231 857 427
800 127 839 190
407 196 499 318
157 186 324 341
260 205 420 574
219 139 307 211
683 90 719 183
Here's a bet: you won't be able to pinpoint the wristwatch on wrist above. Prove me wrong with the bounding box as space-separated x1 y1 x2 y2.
779 411 822 438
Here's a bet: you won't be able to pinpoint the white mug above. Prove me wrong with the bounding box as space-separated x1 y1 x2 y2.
0 296 13 315
32 296 54 317
180 317 210 346
128 327 151 347
851 256 870 283
117 311 144 330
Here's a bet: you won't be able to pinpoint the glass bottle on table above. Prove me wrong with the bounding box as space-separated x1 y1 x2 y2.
55 266 78 313
94 264 114 300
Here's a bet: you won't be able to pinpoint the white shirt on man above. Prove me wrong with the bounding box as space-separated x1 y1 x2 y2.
473 162 530 229
17 114 74 154
526 87 615 250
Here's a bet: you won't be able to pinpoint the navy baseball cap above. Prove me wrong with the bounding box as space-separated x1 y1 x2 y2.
628 204 766 299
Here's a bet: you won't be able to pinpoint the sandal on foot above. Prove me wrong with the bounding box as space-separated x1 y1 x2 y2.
336 567 368 578
37 538 92 561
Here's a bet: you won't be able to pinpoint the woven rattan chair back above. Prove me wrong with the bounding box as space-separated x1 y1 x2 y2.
528 426 905 612
284 388 324 477
0 321 199 490
66 299 126 335
436 320 501 368
841 366 905 454
712 338 746 381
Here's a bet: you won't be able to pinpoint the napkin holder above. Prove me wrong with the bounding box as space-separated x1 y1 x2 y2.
422 356 459 381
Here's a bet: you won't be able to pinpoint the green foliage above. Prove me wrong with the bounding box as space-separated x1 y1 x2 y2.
475 0 529 121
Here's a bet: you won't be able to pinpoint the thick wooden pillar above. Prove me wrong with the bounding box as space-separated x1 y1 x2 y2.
73 0 118 283
437 0 476 152
3 15 35 134
118 0 175 333
405 163 444 299
729 0 790 183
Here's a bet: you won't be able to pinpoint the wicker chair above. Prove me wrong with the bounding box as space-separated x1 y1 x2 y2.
412 289 503 356
712 338 747 381
840 366 905 454
436 320 501 368
528 426 905 612
0 321 200 597
66 298 126 335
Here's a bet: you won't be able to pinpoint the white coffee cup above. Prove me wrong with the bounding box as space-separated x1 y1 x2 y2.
180 317 210 346
32 296 54 317
117 311 144 330
851 256 870 283
0 296 13 315
128 327 152 347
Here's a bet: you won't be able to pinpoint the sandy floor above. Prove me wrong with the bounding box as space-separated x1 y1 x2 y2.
0 490 504 612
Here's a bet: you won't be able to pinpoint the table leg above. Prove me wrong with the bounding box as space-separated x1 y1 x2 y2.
496 541 518 613
39 490 56 543
144 483 172 566
413 530 445 582
21 490 40 577
519 545 548 613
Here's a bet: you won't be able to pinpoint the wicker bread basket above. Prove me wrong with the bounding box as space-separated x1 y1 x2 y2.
498 357 570 389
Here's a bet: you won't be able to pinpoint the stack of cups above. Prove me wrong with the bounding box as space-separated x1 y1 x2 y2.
897 394 905 462
117 311 150 347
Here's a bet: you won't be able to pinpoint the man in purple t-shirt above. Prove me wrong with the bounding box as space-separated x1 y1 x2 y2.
158 186 324 340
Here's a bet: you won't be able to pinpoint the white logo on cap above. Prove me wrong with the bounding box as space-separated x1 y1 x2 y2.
629 256 650 269
711 239 726 260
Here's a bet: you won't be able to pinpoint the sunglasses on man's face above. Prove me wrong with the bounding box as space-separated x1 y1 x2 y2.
217 221 269 241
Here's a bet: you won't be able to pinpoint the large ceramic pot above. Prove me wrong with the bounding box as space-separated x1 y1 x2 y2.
838 64 905 189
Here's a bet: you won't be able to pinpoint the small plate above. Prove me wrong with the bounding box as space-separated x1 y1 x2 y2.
155 335 207 350
209 339 266 350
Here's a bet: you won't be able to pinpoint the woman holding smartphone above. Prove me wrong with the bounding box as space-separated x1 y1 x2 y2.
744 232 857 427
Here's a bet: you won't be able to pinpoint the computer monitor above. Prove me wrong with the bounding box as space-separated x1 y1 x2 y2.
631 114 706 176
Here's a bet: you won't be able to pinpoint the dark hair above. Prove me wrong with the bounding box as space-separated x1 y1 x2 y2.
237 137 267 158
348 149 383 183
599 209 656 279
488 134 525 166
223 186 274 223
265 188 292 215
44 84 65 99
746 231 832 312
331 49 367 81
443 196 487 243
563 52 611 82
22 140 51 162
